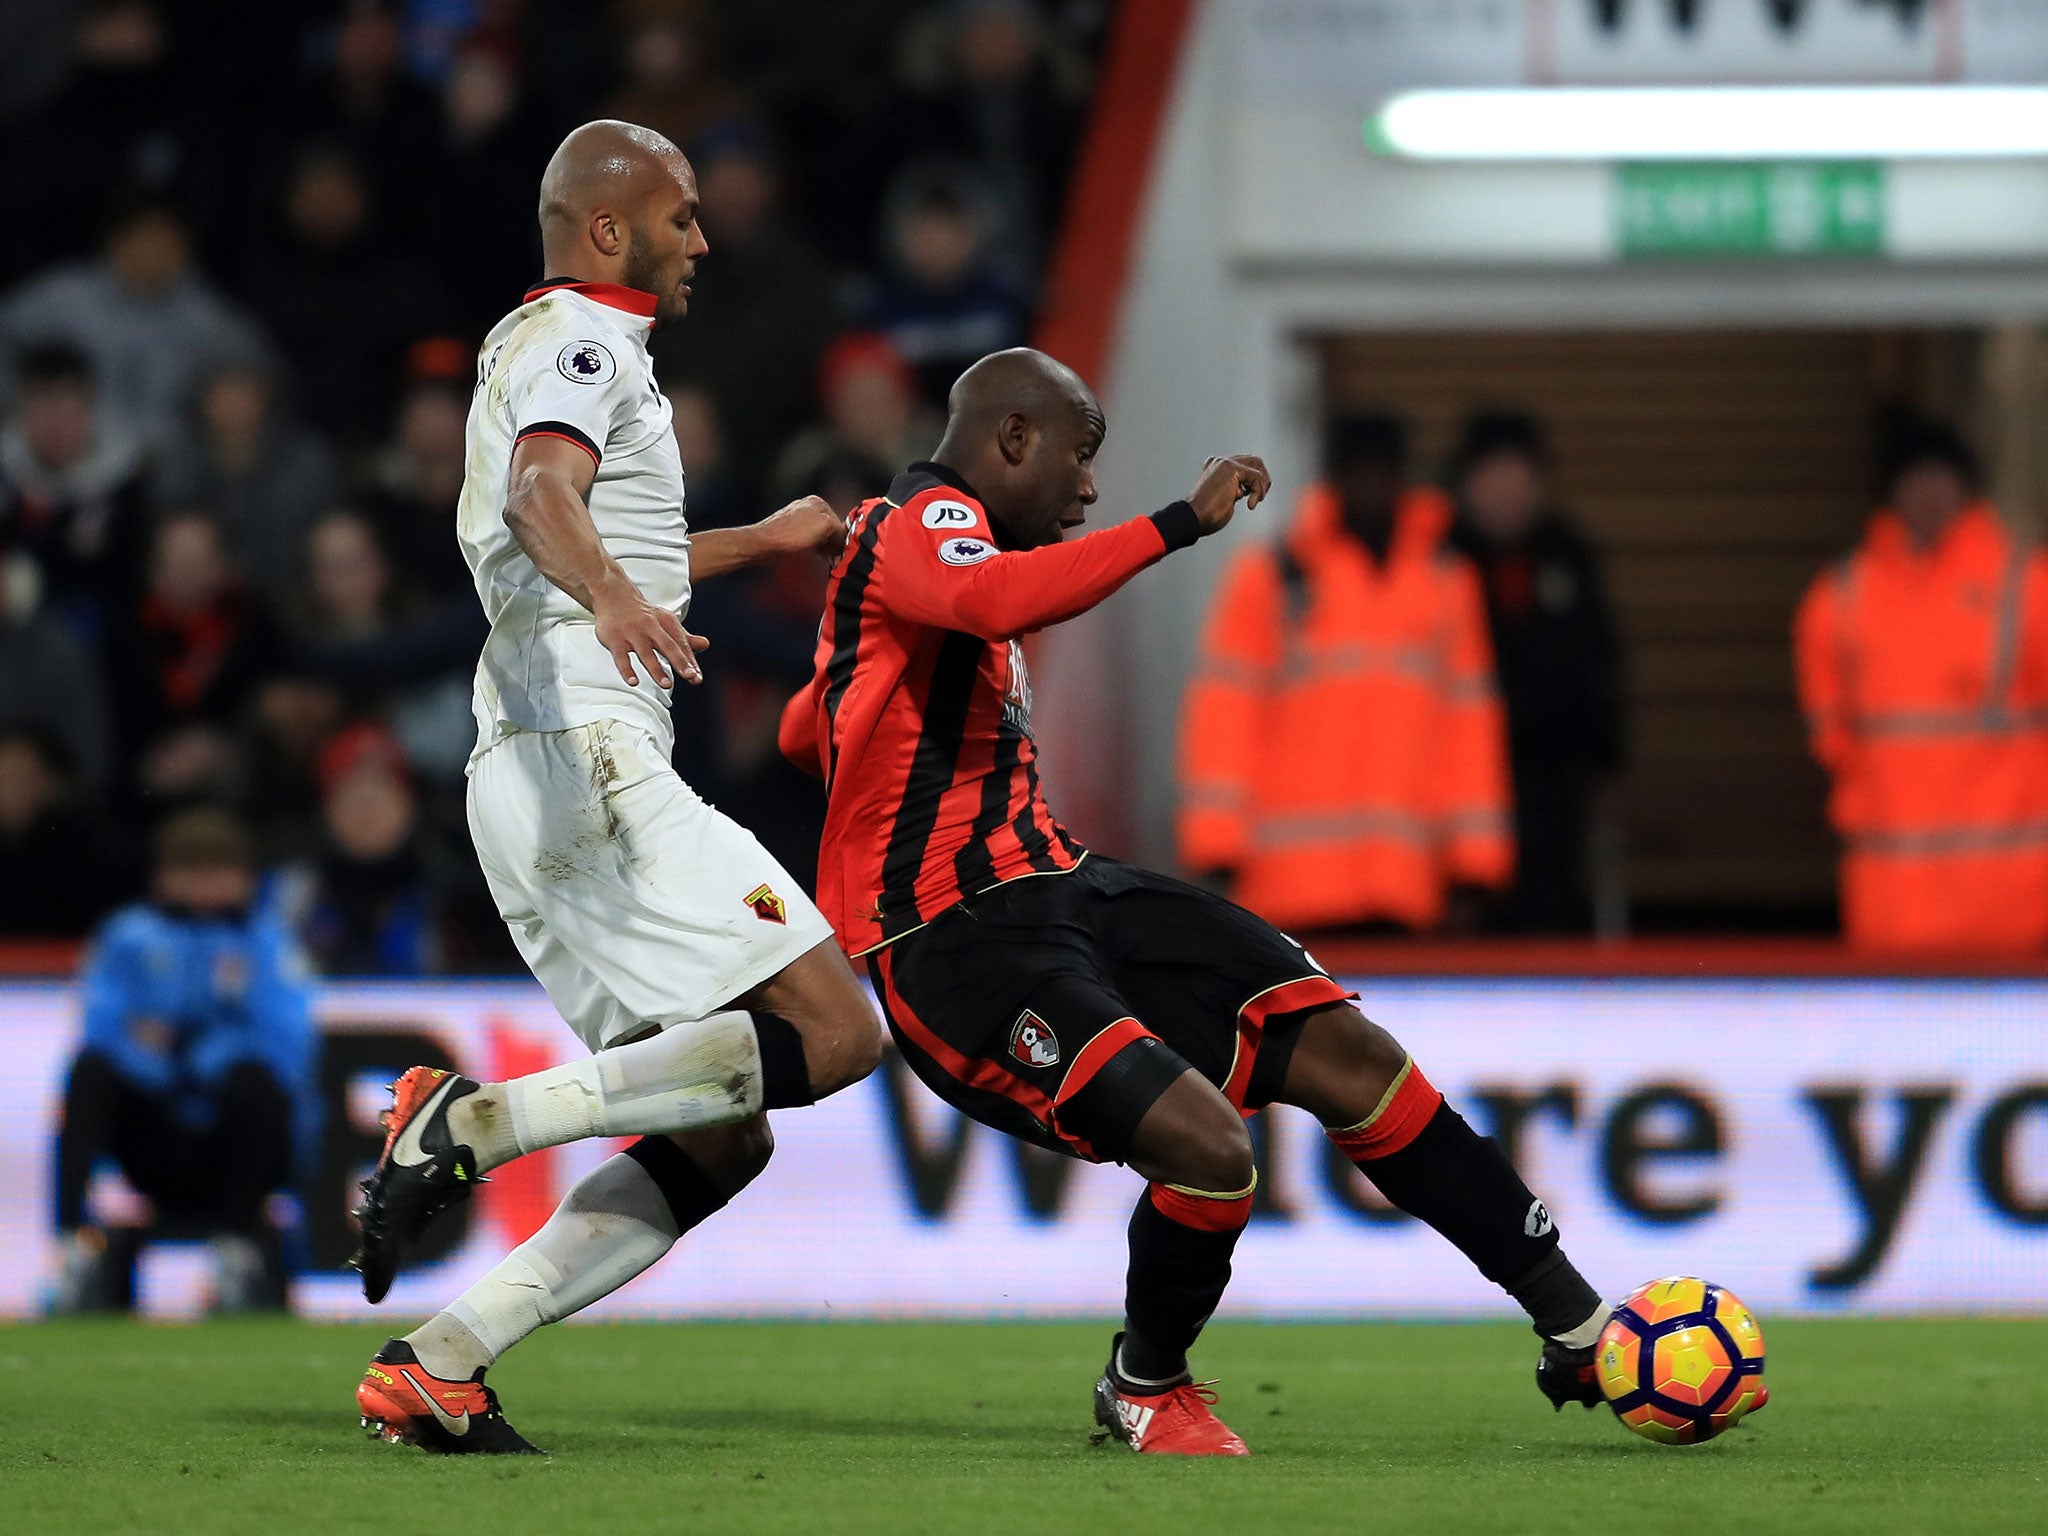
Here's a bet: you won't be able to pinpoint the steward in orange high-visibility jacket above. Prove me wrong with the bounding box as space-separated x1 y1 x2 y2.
1178 413 1514 932
1795 423 2048 952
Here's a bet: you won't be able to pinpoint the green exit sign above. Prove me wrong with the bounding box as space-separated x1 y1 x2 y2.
1618 162 1885 258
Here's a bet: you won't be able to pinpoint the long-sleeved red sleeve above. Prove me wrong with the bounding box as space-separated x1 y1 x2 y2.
876 497 1201 642
778 677 824 778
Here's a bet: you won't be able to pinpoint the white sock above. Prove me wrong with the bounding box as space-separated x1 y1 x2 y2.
451 1010 762 1173
1552 1303 1612 1351
407 1152 683 1376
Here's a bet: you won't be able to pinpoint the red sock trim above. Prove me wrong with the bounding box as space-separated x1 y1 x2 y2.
1327 1059 1442 1160
1147 1180 1255 1233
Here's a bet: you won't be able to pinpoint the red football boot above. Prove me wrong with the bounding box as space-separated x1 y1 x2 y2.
356 1339 542 1455
1092 1336 1249 1456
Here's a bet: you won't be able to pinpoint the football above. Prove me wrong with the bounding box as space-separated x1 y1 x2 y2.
1594 1277 1770 1445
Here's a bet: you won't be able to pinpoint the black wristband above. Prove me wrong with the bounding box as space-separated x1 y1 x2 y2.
1150 500 1203 552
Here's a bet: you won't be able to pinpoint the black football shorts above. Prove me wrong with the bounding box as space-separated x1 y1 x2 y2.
866 856 1353 1163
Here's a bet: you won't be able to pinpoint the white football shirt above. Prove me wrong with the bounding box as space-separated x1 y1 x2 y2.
458 279 690 758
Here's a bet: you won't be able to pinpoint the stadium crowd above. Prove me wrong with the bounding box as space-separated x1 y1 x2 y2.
4 1 2044 978
0 0 1104 969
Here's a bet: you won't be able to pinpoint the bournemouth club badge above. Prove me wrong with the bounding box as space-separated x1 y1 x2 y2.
745 884 789 924
1008 1010 1060 1068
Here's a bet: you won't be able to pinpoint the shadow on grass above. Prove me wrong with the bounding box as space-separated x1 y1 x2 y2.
605 1402 1036 1447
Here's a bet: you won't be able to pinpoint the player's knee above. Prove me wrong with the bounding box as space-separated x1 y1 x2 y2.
1183 1109 1257 1195
662 1114 775 1198
750 942 884 1098
806 1006 884 1096
1345 1008 1409 1084
715 1114 775 1189
1282 1005 1412 1125
1145 1083 1256 1195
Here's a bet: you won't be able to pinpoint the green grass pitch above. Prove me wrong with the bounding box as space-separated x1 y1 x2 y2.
6 1318 2045 1535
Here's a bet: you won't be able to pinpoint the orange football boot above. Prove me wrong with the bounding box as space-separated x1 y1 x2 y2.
1092 1336 1249 1456
356 1339 541 1455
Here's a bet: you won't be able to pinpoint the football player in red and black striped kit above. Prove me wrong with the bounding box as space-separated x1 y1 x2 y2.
781 349 1611 1455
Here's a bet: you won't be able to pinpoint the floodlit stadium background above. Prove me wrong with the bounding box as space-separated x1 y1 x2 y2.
1 2 2045 1318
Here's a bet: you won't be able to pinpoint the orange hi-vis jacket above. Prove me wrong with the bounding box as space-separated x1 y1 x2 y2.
1178 484 1514 931
1795 502 2048 952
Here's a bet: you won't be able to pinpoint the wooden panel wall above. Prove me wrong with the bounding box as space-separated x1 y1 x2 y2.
1320 330 1962 923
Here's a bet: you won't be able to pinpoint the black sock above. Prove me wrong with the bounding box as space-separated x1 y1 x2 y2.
1351 1102 1600 1339
622 1135 731 1231
750 1012 813 1110
1118 1194 1243 1384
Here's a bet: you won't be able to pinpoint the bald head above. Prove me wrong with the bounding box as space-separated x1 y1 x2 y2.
536 120 706 327
946 348 1097 439
934 348 1104 549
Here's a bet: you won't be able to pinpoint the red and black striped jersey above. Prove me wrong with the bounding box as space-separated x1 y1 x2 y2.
781 463 1203 955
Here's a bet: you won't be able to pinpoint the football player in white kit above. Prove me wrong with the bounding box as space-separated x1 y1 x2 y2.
351 121 883 1454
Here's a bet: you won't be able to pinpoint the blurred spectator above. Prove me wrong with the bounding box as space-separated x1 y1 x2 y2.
651 117 839 487
0 551 116 801
362 348 479 604
1179 413 1513 935
295 509 480 779
301 511 392 646
243 147 446 447
1795 421 2048 952
0 729 124 936
1 1 187 283
0 342 151 639
115 509 276 807
605 0 748 155
860 165 1025 407
0 195 267 446
277 2 442 240
432 44 556 337
272 722 444 975
240 676 347 864
52 807 314 1313
668 383 751 531
1448 412 1624 933
0 0 78 125
773 331 938 512
891 0 1083 286
152 359 340 618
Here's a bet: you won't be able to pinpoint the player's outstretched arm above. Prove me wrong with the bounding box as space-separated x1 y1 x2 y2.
505 435 708 689
691 496 848 582
881 455 1272 643
1189 455 1271 534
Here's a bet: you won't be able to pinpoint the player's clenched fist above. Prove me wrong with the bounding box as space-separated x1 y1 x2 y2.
758 495 849 559
593 582 709 689
1188 455 1271 535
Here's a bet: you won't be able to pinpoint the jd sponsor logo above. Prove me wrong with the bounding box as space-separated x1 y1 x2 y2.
922 500 978 529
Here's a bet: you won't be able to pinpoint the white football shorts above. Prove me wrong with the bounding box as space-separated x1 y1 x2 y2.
467 718 835 1051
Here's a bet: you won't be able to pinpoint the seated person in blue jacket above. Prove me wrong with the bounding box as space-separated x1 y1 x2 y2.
53 807 317 1311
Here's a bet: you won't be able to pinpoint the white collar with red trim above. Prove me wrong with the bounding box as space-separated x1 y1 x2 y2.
523 279 659 325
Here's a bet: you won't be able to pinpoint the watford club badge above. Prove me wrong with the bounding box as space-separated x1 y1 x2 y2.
1008 1010 1060 1068
745 884 789 925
